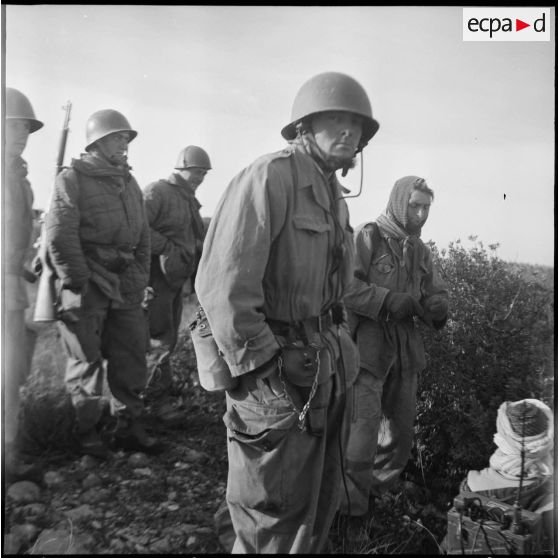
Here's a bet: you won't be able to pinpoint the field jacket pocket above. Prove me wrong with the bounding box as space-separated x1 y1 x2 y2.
292 215 331 235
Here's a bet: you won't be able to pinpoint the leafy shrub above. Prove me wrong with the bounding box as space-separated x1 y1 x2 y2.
407 238 554 494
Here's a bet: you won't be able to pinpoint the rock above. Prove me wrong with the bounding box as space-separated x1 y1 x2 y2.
79 454 102 470
109 538 127 552
43 470 65 487
186 535 198 547
180 524 199 535
81 488 112 504
168 490 178 501
6 481 41 504
65 504 95 522
150 536 171 553
132 467 153 477
183 448 208 462
11 523 40 545
127 452 149 467
196 527 214 535
21 502 47 520
82 473 102 490
32 528 89 554
3 532 22 554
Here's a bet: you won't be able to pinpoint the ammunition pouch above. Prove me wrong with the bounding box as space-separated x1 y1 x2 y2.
268 307 342 388
86 245 136 273
267 309 345 437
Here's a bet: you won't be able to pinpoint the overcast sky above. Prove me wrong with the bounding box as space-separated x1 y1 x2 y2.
3 5 555 266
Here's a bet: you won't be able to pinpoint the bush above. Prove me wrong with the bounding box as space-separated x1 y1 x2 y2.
407 238 554 494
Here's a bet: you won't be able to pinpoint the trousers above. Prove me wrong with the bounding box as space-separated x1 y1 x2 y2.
144 266 185 400
340 363 418 516
58 283 148 432
223 350 351 553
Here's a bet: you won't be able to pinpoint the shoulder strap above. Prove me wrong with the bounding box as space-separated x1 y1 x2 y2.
365 222 382 279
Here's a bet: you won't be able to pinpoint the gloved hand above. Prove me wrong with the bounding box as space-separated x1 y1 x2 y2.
423 294 448 321
141 286 155 310
383 291 423 321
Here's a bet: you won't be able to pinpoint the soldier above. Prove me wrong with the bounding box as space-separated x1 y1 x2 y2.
142 145 211 424
3 87 44 483
340 176 449 539
44 109 162 458
195 72 379 553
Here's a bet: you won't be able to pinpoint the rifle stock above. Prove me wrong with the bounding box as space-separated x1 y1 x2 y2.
33 101 71 323
33 231 57 322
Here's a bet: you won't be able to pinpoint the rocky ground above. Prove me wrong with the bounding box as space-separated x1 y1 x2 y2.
3 295 449 555
4 378 230 554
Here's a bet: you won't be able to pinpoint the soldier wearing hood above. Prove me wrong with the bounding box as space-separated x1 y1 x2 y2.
45 109 162 458
340 176 449 538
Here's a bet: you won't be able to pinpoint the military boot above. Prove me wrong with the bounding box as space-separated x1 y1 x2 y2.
145 395 187 427
75 427 110 460
112 415 165 454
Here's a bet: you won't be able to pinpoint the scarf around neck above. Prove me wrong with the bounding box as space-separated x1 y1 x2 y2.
376 175 427 288
72 152 133 182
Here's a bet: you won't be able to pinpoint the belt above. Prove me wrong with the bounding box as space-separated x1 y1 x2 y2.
267 307 339 339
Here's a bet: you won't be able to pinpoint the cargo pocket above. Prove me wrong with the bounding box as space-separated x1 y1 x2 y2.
224 399 298 511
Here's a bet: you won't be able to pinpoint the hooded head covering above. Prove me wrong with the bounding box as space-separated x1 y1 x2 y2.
489 399 554 480
378 175 430 233
375 176 431 289
506 400 550 437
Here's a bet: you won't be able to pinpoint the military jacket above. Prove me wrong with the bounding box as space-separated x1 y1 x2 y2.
46 153 150 304
344 221 448 376
3 157 34 310
195 144 355 376
143 173 205 287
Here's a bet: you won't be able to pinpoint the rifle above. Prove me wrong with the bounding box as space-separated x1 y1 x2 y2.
33 101 72 322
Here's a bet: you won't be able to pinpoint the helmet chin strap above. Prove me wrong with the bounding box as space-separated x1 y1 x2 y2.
296 125 355 174
339 151 364 200
294 124 364 200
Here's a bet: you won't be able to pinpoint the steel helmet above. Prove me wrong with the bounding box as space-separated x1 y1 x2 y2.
85 109 137 151
174 145 212 170
5 87 44 133
281 72 379 150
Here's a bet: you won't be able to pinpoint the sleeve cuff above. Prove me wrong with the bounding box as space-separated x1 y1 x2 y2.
224 325 282 377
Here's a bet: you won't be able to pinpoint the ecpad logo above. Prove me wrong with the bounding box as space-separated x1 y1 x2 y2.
463 8 550 41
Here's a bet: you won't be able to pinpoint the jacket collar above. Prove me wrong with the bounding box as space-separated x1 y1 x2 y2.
168 172 196 194
291 145 342 213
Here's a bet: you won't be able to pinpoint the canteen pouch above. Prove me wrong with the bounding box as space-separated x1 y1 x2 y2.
189 306 238 392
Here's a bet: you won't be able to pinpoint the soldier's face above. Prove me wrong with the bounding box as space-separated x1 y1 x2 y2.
178 167 208 190
311 111 363 159
5 119 30 158
96 131 130 163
